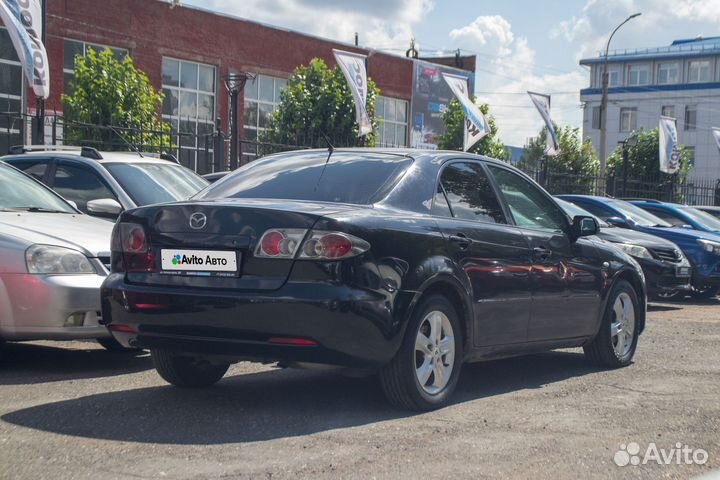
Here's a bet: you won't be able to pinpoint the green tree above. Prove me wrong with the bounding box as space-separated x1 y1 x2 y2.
62 48 171 152
606 128 691 178
437 98 509 160
261 58 379 148
518 125 598 175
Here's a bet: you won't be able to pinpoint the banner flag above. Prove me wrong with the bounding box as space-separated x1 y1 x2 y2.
659 116 680 174
528 91 560 156
0 0 49 99
442 72 489 151
333 49 372 137
713 127 720 151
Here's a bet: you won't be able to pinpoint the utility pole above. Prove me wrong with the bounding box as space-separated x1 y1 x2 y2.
599 13 641 185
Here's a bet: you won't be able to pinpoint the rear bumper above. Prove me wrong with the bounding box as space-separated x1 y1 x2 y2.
100 274 410 368
0 273 110 341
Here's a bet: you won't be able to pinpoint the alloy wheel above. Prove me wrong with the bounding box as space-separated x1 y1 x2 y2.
610 292 636 358
414 310 455 395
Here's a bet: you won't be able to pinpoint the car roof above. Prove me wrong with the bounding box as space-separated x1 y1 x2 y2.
2 150 182 166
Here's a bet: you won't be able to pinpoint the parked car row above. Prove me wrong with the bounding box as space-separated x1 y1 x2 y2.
1 145 719 411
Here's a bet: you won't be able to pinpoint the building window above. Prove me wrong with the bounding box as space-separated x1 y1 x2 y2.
591 106 601 129
0 28 23 152
608 70 620 87
685 146 695 168
620 108 637 132
161 57 216 170
684 105 697 131
63 39 129 94
242 74 287 162
688 60 711 83
661 105 675 118
376 96 408 147
657 63 679 85
628 65 649 86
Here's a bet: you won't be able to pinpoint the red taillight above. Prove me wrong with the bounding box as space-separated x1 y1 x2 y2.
268 337 318 346
260 230 285 257
112 222 155 273
320 234 352 259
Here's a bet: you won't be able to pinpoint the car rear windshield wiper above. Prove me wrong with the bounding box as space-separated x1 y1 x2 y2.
3 207 72 214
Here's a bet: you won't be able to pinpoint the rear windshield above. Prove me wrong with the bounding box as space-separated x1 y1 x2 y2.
197 151 413 205
105 162 209 206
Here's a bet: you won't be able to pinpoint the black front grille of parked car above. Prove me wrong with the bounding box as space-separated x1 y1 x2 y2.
650 247 681 263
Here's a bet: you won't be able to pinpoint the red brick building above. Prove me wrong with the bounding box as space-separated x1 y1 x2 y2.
0 0 474 169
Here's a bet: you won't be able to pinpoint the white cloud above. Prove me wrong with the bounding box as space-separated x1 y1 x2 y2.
200 0 434 49
448 15 585 146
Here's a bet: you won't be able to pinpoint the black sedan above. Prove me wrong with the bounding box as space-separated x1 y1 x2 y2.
101 149 646 410
557 199 691 299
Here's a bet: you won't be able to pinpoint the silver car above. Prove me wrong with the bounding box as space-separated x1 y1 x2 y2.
0 161 122 350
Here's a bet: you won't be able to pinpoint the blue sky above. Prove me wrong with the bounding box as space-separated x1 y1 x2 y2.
185 0 720 146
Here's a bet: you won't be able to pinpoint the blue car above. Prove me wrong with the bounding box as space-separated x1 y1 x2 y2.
628 200 720 235
559 196 720 299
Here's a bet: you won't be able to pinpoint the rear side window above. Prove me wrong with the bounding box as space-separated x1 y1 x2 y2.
643 207 685 227
198 152 413 205
7 159 49 181
438 162 506 224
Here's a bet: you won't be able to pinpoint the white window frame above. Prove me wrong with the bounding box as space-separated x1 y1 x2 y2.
657 62 679 85
620 107 637 132
63 39 129 94
684 105 697 131
0 27 24 146
608 70 620 87
661 105 675 118
627 65 649 86
161 57 217 171
688 60 711 83
242 74 287 162
376 96 409 147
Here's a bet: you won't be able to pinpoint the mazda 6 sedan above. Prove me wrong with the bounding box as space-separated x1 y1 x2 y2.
101 149 646 410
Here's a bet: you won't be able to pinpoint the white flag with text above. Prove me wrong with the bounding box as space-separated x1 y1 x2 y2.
333 49 372 137
713 127 720 151
659 116 680 174
442 72 489 151
528 92 560 156
0 0 49 99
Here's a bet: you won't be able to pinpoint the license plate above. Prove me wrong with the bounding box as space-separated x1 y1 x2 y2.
676 266 691 277
161 249 238 276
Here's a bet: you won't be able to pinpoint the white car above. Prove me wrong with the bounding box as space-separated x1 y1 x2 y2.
0 161 124 351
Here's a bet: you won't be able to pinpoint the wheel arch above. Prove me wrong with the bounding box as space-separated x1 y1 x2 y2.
407 275 474 357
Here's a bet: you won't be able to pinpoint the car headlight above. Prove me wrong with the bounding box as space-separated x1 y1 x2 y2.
697 239 720 256
616 243 653 259
26 245 97 274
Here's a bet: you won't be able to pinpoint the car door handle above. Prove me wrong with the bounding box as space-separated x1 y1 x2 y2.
450 234 472 250
533 246 553 259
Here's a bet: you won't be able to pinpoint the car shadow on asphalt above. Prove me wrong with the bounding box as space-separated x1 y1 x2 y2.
0 342 152 386
1 350 602 444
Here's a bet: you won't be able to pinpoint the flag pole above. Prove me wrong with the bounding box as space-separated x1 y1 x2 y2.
34 0 46 145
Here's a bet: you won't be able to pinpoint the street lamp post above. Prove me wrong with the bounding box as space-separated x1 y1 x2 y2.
224 71 254 170
599 12 641 186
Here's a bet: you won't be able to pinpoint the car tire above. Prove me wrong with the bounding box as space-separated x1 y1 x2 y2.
690 286 719 300
97 337 143 353
151 349 229 388
379 294 463 411
584 280 640 368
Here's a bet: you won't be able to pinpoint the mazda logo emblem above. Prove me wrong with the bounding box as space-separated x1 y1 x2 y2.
189 212 207 230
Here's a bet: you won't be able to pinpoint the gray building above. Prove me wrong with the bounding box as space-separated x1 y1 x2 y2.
580 37 720 178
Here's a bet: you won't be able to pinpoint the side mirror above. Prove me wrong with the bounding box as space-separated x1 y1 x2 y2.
572 215 599 240
86 198 123 216
607 216 633 229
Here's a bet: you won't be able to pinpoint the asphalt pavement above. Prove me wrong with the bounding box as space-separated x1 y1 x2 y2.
0 299 718 479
